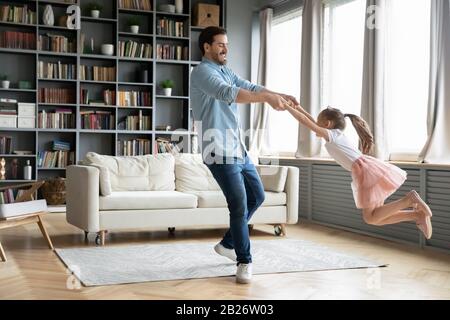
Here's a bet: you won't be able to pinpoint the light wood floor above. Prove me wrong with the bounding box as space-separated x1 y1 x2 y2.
0 213 449 300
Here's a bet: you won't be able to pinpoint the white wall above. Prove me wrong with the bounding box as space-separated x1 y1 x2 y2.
226 0 262 133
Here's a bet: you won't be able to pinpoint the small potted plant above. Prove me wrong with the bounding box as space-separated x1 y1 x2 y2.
127 17 141 34
86 2 102 18
161 80 174 96
0 75 10 89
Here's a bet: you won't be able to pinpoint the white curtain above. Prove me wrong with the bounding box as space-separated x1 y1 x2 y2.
419 0 450 163
360 0 388 160
249 8 273 159
296 0 323 157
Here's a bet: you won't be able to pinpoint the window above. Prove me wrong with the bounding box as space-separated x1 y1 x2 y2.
385 0 431 158
266 11 302 156
322 0 366 152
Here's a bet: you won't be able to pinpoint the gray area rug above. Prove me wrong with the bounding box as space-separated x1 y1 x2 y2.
55 239 386 287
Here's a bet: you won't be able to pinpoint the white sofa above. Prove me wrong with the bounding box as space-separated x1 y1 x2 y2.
66 152 299 245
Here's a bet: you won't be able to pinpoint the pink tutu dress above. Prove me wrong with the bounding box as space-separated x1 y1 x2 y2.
325 129 407 209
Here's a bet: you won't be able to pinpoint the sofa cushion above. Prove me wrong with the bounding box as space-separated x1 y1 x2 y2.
175 153 220 191
85 163 112 196
256 165 288 193
99 191 198 210
84 152 175 192
185 191 286 208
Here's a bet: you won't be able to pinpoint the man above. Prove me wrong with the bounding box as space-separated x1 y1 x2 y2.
190 26 298 284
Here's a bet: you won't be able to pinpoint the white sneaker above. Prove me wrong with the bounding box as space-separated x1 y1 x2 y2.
236 263 252 284
214 243 237 262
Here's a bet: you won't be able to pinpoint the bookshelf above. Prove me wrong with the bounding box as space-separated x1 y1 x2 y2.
0 0 226 186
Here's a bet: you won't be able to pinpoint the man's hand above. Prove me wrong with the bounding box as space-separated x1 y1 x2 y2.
280 94 299 107
266 93 288 111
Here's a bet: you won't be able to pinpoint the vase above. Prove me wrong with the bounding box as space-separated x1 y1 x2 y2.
175 0 183 14
43 5 54 26
1 80 10 89
163 88 172 96
130 25 139 34
90 10 100 18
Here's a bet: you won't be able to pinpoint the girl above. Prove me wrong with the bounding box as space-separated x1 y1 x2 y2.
285 103 433 239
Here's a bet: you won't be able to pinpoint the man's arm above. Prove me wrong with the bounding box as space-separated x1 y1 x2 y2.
235 89 287 111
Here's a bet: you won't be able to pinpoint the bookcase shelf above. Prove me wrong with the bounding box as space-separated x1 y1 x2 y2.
0 0 226 186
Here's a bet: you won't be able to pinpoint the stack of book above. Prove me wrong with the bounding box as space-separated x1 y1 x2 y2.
80 110 115 130
156 44 188 60
155 137 181 154
119 0 152 10
0 31 35 49
118 40 152 59
118 91 151 107
123 110 151 131
38 108 75 129
80 89 116 105
117 139 151 156
38 150 75 168
156 18 185 37
39 88 75 104
38 61 77 80
0 4 37 24
38 34 76 53
80 65 116 82
0 136 12 154
0 189 17 204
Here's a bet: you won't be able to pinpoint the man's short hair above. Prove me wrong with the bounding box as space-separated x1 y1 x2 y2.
199 26 227 55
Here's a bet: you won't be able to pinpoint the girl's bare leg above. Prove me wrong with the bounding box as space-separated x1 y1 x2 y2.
375 210 420 226
362 195 414 225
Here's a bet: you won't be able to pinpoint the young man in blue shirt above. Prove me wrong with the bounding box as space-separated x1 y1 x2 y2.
190 26 298 284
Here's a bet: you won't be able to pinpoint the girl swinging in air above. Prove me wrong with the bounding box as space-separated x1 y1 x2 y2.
285 103 432 239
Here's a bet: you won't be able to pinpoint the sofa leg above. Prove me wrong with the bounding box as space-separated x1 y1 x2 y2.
168 227 175 235
95 231 106 246
273 224 287 237
0 242 6 262
84 231 89 242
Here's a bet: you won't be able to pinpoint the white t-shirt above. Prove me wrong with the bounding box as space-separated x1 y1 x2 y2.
324 129 362 171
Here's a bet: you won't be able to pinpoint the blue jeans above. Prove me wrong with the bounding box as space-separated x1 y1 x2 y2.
206 156 265 264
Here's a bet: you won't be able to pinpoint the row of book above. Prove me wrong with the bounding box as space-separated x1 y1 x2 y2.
38 110 76 129
80 110 115 130
0 189 23 204
80 65 116 82
0 5 37 24
118 40 152 59
118 91 152 107
122 112 151 131
156 44 189 61
155 137 181 154
119 0 152 11
156 18 186 38
0 136 12 154
39 88 75 104
38 61 77 80
80 89 116 106
38 150 75 168
38 34 76 53
117 139 152 156
0 31 35 50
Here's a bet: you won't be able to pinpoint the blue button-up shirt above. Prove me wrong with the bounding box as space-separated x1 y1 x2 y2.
190 57 264 162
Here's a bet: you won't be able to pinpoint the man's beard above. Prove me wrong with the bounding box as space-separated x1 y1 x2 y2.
214 52 227 65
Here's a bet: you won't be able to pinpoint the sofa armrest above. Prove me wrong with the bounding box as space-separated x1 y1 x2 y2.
284 166 299 224
66 165 100 232
256 165 299 224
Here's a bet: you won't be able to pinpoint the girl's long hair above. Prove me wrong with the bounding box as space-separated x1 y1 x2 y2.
319 107 375 155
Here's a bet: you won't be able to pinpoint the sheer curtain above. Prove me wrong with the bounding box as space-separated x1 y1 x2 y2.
419 0 450 163
249 8 273 160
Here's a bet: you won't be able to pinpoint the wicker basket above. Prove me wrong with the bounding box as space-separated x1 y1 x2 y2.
42 177 66 205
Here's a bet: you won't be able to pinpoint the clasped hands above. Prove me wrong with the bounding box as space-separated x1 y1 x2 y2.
266 93 301 112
